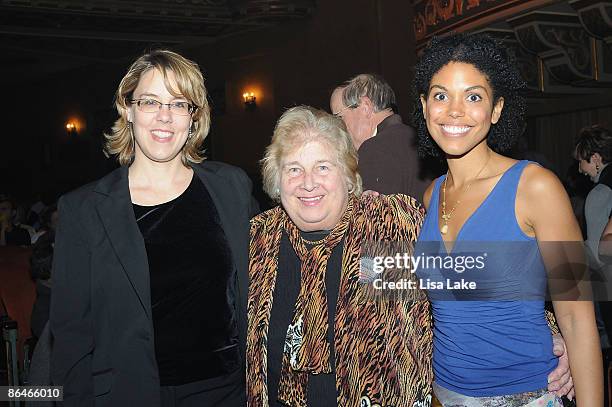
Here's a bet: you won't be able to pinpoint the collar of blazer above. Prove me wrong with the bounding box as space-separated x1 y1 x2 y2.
90 161 245 323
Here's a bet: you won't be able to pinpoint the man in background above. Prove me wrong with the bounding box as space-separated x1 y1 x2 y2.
330 74 433 202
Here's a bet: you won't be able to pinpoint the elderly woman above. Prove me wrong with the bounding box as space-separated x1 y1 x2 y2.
51 50 254 406
246 105 432 406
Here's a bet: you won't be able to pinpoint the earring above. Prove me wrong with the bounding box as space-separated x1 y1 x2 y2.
276 188 280 197
188 127 193 139
348 184 354 194
596 163 601 172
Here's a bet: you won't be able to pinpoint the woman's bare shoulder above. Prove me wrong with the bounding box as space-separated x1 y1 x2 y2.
519 163 565 198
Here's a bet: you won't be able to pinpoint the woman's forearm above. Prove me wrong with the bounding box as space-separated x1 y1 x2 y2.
554 302 603 406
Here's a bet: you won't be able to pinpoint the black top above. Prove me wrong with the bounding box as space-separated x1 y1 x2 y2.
133 175 239 386
599 165 612 219
4 226 31 246
51 161 252 406
267 231 342 406
599 164 612 190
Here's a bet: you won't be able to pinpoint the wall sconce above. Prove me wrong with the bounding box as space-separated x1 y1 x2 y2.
243 92 256 109
65 122 77 134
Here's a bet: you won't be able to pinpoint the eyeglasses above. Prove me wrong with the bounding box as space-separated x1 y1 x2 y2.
130 98 197 116
332 103 358 118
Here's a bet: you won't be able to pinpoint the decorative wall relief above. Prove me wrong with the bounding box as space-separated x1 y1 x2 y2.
570 0 612 39
570 0 612 81
415 1 612 91
475 29 541 91
510 12 602 85
413 0 536 44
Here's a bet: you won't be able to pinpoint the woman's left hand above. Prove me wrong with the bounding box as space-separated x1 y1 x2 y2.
547 333 574 400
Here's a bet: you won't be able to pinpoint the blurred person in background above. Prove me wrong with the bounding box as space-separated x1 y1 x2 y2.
330 74 435 202
574 125 612 355
574 125 612 269
30 203 58 339
31 203 59 244
0 193 31 246
27 193 48 231
576 126 612 400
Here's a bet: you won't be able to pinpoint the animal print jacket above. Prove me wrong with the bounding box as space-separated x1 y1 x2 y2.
246 194 433 407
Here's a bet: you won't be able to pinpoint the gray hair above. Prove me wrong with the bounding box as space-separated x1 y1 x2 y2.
340 73 396 113
261 105 363 202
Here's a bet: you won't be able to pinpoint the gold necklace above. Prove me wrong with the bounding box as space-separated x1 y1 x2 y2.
299 233 330 246
441 154 491 235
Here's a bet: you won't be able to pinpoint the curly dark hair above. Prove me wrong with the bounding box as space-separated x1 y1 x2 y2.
574 125 612 164
412 32 527 158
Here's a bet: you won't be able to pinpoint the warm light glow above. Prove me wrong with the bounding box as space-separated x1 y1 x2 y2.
242 92 256 103
65 117 84 134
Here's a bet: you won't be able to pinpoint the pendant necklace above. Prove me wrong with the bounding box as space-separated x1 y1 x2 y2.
441 154 491 235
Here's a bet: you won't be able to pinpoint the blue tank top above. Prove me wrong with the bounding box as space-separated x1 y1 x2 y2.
417 160 557 397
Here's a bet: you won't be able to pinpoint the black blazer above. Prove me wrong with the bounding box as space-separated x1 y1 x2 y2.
50 161 255 406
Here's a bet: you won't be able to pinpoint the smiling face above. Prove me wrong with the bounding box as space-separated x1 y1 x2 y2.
420 62 504 157
128 68 192 165
280 138 349 232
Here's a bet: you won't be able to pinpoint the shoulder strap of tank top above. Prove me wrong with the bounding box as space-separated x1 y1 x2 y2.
485 160 532 208
495 160 531 188
428 175 446 213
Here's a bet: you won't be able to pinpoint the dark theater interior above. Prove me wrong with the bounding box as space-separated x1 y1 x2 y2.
1 0 612 405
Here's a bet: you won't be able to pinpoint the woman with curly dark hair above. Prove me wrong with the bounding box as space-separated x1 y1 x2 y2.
414 33 602 406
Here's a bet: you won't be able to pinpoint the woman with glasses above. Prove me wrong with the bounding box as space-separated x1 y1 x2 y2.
50 50 255 407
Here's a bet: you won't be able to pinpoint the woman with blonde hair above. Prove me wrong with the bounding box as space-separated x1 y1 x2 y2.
247 105 433 406
51 50 255 406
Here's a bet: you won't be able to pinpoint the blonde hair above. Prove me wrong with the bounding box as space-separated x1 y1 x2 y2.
261 105 362 202
104 49 211 166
